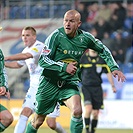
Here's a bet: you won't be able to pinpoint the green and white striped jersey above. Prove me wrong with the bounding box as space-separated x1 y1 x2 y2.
0 49 8 91
39 27 119 83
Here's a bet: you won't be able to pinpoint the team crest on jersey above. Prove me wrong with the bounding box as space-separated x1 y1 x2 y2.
42 45 51 55
80 36 84 43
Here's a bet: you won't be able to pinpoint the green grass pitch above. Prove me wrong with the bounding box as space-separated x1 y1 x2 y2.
3 127 133 133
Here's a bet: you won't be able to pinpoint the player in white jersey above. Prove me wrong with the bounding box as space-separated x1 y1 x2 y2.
5 27 66 133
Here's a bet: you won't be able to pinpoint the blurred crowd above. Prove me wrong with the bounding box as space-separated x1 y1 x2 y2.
1 1 132 98
76 1 133 73
2 1 132 72
1 1 133 73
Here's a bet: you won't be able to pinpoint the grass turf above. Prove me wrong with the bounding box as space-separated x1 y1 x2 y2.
3 127 133 133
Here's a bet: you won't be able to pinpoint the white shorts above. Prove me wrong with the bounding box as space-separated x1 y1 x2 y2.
22 81 60 118
47 102 60 118
22 80 38 112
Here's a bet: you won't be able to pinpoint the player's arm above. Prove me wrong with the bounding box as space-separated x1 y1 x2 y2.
5 52 33 61
39 30 79 76
102 61 117 93
106 73 117 93
98 45 125 82
86 33 125 82
86 34 119 71
39 30 67 73
5 61 23 69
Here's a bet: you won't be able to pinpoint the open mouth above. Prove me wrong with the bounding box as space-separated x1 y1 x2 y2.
66 27 71 30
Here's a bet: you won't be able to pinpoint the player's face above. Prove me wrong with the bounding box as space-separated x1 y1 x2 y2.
22 30 36 47
63 13 81 38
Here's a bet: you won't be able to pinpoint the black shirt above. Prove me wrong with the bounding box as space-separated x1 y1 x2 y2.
80 52 110 86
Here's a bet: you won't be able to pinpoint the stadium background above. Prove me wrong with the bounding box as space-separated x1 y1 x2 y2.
0 0 133 132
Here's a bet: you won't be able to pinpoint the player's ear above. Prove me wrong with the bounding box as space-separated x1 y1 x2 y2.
34 35 37 40
78 21 82 28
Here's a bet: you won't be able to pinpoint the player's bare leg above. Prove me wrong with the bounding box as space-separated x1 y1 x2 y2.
0 110 13 132
46 117 67 133
26 113 46 133
64 95 83 133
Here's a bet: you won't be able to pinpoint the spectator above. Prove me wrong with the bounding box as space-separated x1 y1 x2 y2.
86 3 99 31
102 32 113 50
124 2 133 33
95 2 112 22
109 2 126 32
76 2 88 31
110 30 127 66
124 34 133 64
93 16 110 40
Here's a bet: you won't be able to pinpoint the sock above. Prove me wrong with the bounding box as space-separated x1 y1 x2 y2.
14 115 28 133
0 122 6 132
84 118 90 133
91 119 98 133
70 116 83 133
55 122 66 133
25 122 38 133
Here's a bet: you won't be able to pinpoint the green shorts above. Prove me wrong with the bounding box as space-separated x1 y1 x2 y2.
35 77 80 115
0 104 7 112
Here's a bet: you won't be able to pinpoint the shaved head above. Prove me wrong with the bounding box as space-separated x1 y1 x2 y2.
64 10 81 22
63 9 82 37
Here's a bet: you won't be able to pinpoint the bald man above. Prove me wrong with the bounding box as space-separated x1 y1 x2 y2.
26 10 125 133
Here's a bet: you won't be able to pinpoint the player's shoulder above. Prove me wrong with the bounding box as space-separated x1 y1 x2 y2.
57 27 66 36
78 29 95 40
50 27 62 35
36 40 44 45
47 27 65 40
34 40 44 47
46 27 61 40
58 27 64 32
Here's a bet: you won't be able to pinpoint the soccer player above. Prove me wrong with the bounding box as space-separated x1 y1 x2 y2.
5 26 66 133
25 10 126 133
80 49 117 133
0 48 13 132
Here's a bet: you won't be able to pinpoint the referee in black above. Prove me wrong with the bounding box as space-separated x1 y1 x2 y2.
80 49 117 133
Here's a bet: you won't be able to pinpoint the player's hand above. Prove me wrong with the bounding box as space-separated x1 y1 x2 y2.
112 70 126 82
0 87 10 100
66 62 77 75
0 87 6 96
